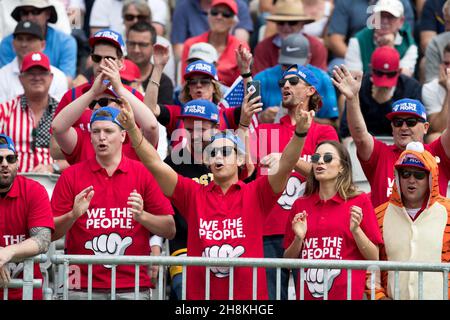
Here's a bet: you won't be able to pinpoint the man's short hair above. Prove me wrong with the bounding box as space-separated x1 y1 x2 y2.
91 40 124 58
127 21 157 45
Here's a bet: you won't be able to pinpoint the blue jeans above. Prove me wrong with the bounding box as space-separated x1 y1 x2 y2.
263 235 289 300
169 273 182 300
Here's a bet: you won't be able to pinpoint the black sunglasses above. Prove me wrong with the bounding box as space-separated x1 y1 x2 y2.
392 118 425 128
399 169 427 180
0 154 18 164
311 152 334 164
276 21 300 26
21 8 45 16
123 14 149 22
210 7 234 18
209 146 236 158
89 98 120 110
278 77 302 88
187 78 213 86
91 54 117 63
372 69 399 78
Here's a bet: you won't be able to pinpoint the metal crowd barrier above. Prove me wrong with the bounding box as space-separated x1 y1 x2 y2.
49 255 450 300
2 254 48 300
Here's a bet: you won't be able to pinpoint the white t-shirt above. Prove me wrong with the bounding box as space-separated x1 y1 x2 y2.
422 78 447 115
0 57 68 103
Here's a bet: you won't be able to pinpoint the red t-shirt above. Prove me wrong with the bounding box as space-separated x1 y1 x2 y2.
253 116 339 235
0 176 55 300
51 156 174 290
62 128 140 165
54 83 144 133
181 32 250 87
284 192 383 300
170 175 281 300
359 137 450 208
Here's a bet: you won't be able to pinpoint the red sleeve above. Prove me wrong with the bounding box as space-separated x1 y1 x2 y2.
283 199 301 249
27 181 55 232
306 34 328 71
141 168 174 216
51 169 76 218
249 175 282 217
357 137 384 183
169 174 202 221
316 124 339 143
428 137 450 176
357 193 384 245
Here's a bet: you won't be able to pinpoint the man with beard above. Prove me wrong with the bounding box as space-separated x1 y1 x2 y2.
0 133 54 300
251 64 338 299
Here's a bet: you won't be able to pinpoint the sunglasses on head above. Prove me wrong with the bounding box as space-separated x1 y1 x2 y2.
392 117 425 128
311 152 334 164
209 146 236 158
0 154 18 164
90 54 117 63
278 77 302 88
89 98 120 110
210 7 234 18
187 78 212 86
20 8 45 16
399 169 427 180
372 69 399 78
123 14 149 22
276 21 299 26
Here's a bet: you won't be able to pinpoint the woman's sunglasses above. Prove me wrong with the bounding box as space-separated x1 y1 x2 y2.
123 14 149 22
310 152 334 164
0 154 18 164
186 78 212 86
278 77 301 88
210 7 234 18
399 169 427 180
89 98 120 110
392 118 425 128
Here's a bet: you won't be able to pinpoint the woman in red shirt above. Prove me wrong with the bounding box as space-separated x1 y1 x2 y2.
284 140 383 300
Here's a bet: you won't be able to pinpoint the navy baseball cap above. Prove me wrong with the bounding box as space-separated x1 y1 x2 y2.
89 29 125 54
0 134 16 153
90 106 124 129
184 60 218 80
386 98 427 121
178 99 220 123
211 131 245 155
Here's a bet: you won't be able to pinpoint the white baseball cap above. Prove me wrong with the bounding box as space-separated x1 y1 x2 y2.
187 43 219 64
373 0 404 18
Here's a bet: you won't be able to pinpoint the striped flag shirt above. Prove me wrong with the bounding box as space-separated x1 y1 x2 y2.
0 95 57 172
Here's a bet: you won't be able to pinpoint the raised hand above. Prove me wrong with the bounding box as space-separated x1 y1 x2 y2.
294 108 314 134
239 91 263 126
100 58 123 93
331 65 362 100
292 211 308 240
90 71 108 96
153 44 170 67
72 186 95 219
128 189 144 220
116 95 137 131
350 205 363 233
236 44 253 74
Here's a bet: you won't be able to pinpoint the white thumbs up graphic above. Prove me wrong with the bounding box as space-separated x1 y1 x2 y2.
305 268 341 298
85 233 132 268
202 244 245 278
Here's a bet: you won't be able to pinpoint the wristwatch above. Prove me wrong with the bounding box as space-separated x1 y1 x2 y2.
51 162 61 174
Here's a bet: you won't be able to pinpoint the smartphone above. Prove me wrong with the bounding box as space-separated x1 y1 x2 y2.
246 80 261 101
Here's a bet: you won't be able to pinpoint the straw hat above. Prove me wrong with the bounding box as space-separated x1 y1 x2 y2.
266 0 315 23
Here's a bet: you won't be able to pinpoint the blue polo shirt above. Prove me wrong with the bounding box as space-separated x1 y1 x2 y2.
170 0 253 45
0 26 77 78
254 64 339 120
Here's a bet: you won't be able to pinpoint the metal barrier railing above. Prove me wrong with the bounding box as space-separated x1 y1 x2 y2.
49 255 450 300
2 254 48 300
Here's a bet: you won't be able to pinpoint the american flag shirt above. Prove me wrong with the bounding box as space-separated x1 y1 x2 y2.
0 95 58 172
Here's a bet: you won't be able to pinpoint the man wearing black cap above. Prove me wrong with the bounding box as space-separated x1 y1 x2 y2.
0 21 68 103
0 133 54 300
0 0 77 80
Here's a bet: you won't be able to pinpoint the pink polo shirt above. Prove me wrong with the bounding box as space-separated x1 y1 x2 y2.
284 192 383 300
253 115 339 235
0 176 54 300
170 175 281 300
51 156 173 290
359 136 450 208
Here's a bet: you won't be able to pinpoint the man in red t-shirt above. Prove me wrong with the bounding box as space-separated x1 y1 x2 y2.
0 134 54 300
333 65 450 208
51 107 175 300
252 64 338 299
117 98 314 300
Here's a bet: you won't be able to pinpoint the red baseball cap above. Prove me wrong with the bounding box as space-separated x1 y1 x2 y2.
211 0 238 15
21 52 50 73
120 59 141 82
370 46 400 88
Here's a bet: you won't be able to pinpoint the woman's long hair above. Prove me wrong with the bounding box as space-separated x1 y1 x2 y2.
179 79 223 104
304 140 361 200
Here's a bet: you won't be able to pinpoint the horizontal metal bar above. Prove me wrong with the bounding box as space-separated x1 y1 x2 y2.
50 255 450 273
4 279 43 289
